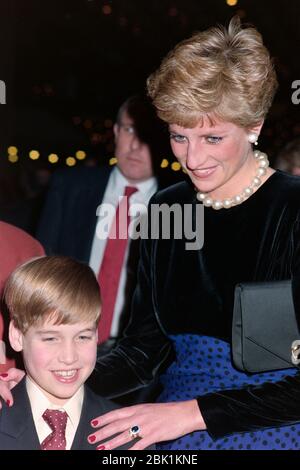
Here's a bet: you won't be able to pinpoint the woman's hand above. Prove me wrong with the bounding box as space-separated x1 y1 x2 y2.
87 400 206 450
0 368 25 409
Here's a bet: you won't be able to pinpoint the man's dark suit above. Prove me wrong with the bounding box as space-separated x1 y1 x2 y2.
36 166 112 263
0 378 132 450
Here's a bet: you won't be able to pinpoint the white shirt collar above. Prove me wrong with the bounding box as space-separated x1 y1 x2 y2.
112 166 157 196
26 376 84 429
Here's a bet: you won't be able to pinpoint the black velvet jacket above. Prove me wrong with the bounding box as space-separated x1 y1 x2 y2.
89 171 300 439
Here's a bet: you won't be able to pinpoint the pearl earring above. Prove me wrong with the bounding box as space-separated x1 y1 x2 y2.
248 133 258 145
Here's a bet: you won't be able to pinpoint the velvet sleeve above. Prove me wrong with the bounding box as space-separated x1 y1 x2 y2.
198 216 300 439
88 231 174 399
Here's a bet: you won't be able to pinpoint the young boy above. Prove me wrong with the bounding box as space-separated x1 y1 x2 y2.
0 256 133 450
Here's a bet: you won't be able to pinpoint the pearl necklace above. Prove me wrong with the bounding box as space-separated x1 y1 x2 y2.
196 150 269 210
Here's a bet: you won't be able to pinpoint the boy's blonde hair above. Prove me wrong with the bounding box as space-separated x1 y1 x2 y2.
147 17 278 129
4 256 101 333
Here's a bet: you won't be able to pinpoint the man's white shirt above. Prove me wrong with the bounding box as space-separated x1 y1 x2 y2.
89 166 157 337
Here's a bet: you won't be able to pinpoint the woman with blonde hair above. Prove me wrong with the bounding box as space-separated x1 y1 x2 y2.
2 17 300 450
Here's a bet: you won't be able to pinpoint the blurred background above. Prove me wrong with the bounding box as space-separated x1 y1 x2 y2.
0 0 299 233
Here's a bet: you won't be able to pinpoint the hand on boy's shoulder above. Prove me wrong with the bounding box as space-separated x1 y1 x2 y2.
0 368 25 410
85 386 155 450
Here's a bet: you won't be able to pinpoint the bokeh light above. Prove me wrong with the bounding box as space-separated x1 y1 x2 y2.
226 0 238 6
160 158 169 168
76 150 87 160
8 146 18 156
48 153 59 164
109 157 118 166
29 150 40 160
66 157 76 166
8 154 19 163
171 162 181 171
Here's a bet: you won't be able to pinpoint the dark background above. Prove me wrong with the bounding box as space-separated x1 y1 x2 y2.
0 0 299 231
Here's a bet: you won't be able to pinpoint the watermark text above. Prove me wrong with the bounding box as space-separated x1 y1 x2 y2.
0 340 6 365
95 199 204 251
291 80 300 105
0 80 6 104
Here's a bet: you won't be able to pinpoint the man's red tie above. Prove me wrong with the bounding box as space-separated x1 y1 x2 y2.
41 409 68 450
97 185 138 343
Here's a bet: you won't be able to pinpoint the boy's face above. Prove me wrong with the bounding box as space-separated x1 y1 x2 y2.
9 318 98 405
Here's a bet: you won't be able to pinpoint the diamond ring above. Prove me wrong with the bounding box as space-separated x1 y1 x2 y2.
129 425 141 439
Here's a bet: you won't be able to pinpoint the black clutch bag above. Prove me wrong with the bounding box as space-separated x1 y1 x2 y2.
232 280 300 373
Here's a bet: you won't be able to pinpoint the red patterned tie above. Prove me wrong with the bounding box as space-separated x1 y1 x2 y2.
97 185 138 343
41 409 68 450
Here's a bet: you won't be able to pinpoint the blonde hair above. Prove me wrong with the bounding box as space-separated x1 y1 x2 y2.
4 256 101 333
147 17 278 129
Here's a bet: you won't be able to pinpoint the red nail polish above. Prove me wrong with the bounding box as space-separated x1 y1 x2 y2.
6 400 10 406
96 445 105 450
88 435 96 443
0 373 8 378
91 420 98 427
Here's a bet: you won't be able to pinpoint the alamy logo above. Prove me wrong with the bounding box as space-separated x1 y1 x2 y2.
291 80 300 105
95 199 204 251
0 340 6 364
0 80 6 104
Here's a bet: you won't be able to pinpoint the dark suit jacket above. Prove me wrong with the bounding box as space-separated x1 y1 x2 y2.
36 166 112 263
0 378 133 450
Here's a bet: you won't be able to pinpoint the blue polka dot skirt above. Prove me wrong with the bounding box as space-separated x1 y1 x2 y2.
157 334 300 450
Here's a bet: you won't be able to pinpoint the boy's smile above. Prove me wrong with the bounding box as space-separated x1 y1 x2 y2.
52 369 79 382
